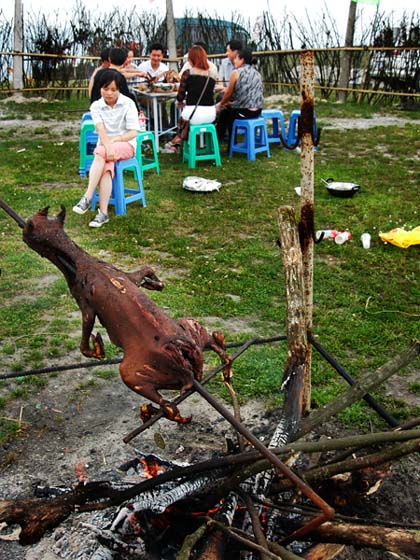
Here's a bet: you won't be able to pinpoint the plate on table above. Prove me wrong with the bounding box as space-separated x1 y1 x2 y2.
152 83 178 93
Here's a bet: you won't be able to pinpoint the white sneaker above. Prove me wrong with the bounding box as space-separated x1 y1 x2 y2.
162 142 179 154
72 196 90 214
89 211 109 228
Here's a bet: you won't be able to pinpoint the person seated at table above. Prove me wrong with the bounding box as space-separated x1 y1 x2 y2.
162 45 216 154
216 48 263 145
218 39 243 94
179 41 218 82
121 48 149 93
137 43 169 83
88 46 110 98
73 69 139 228
90 47 138 109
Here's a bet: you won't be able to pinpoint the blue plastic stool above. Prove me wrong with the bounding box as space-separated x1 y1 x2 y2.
81 112 93 123
90 157 146 216
182 123 221 168
261 109 287 145
229 117 270 161
79 121 98 178
136 130 160 177
286 109 318 148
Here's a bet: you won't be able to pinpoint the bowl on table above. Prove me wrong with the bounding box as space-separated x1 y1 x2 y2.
152 83 178 93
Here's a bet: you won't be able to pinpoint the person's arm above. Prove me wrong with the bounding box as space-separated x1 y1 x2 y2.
95 122 115 159
110 129 137 143
219 70 239 107
176 70 189 105
110 99 139 143
120 66 148 79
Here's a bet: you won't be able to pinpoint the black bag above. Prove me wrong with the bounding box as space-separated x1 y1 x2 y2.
178 117 190 141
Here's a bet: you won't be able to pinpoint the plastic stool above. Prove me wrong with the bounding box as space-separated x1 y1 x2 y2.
136 130 160 177
79 121 98 178
81 112 92 123
182 123 221 168
229 117 270 161
286 109 318 148
261 109 286 145
90 157 146 216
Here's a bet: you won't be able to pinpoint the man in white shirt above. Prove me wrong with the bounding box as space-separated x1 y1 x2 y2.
135 43 171 130
218 39 243 92
138 43 169 83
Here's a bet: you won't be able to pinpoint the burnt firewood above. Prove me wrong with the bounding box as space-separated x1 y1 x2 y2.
0 498 72 545
310 521 420 555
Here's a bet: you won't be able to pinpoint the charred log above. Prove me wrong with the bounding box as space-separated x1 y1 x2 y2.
310 521 420 555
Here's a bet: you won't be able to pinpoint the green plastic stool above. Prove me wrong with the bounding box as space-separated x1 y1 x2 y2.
182 123 221 169
136 131 160 178
79 120 98 178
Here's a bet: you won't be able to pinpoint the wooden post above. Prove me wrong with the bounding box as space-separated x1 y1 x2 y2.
337 0 357 103
13 0 24 91
299 50 315 411
277 206 309 427
166 0 177 70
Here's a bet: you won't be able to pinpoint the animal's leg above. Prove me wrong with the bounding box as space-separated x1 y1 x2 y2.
140 403 160 423
120 364 191 424
208 331 233 383
79 306 105 359
126 266 164 291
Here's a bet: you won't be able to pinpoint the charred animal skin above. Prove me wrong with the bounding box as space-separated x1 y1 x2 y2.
22 206 229 423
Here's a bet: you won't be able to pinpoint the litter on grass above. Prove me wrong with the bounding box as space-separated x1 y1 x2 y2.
182 177 221 192
379 226 420 248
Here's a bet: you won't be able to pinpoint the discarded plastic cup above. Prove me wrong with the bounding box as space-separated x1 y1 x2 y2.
361 232 371 249
335 231 352 245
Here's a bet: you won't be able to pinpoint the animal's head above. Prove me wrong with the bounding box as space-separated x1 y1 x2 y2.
23 206 67 252
22 205 79 280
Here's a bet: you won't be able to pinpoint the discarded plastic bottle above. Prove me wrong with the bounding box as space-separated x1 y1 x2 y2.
316 229 338 240
335 231 352 245
138 110 146 132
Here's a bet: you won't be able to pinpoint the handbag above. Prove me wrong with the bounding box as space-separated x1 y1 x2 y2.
178 74 210 141
178 117 190 141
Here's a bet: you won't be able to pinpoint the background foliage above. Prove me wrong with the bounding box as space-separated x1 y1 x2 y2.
1 5 420 100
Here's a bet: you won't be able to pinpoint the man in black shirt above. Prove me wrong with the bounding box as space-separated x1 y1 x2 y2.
90 47 138 109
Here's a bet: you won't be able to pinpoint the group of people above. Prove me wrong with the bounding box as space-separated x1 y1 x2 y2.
73 40 264 228
163 39 263 153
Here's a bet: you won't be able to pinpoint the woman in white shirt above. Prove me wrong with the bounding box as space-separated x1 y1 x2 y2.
73 69 139 228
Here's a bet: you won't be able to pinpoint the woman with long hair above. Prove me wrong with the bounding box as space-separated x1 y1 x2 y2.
163 45 216 153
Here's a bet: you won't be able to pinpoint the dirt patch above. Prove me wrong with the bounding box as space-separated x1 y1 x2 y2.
1 361 419 559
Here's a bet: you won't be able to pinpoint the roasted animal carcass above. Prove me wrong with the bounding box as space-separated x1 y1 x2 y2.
22 206 230 423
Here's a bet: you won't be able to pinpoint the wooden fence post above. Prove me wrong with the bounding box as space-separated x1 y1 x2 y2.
299 49 316 411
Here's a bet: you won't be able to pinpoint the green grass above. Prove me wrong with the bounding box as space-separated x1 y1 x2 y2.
0 94 419 441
